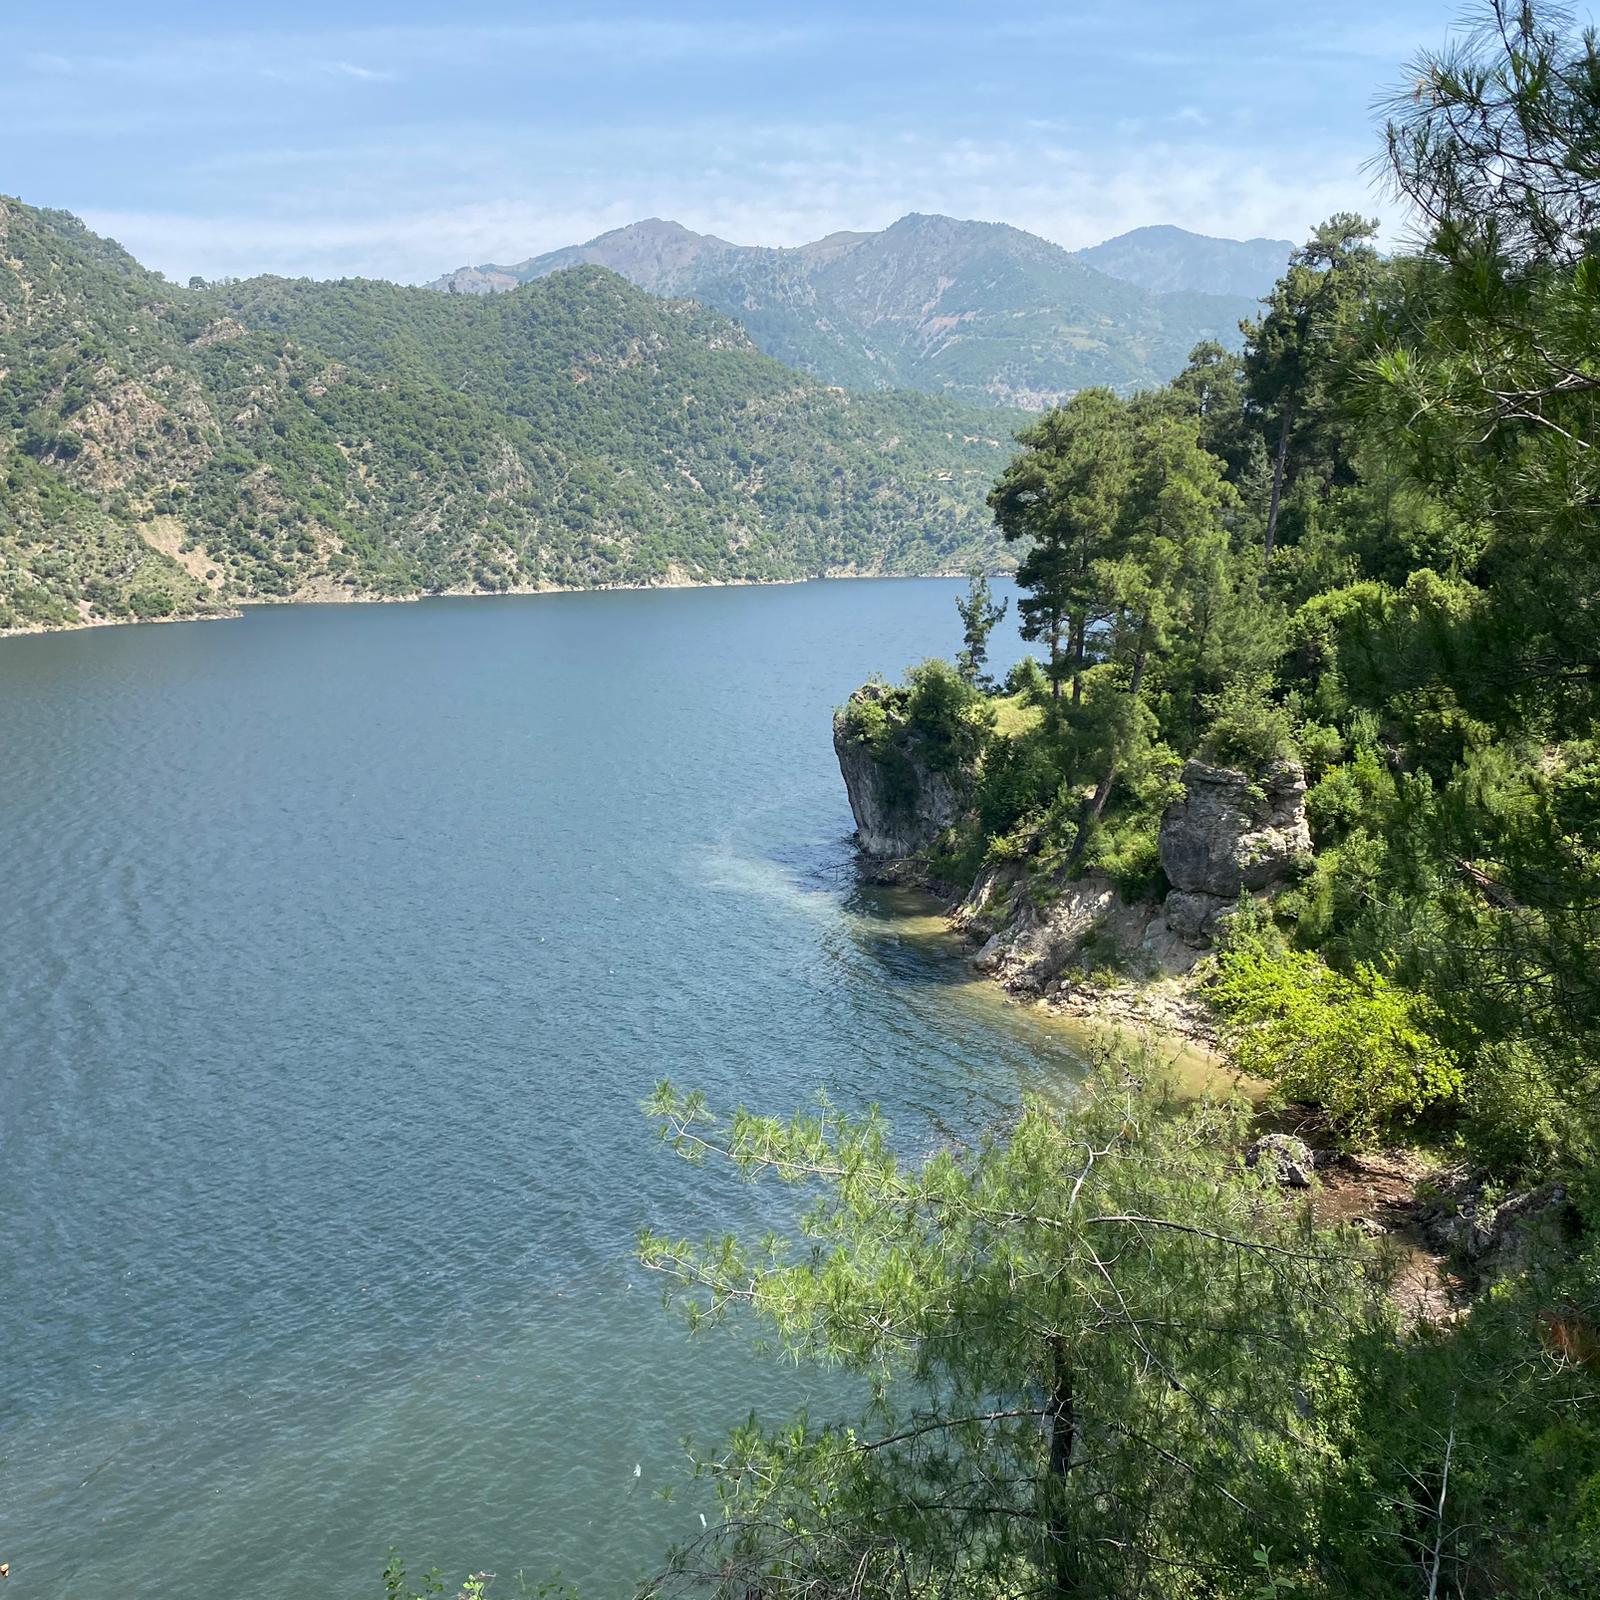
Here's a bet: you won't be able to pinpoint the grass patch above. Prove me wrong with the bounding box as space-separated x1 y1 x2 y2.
990 692 1043 741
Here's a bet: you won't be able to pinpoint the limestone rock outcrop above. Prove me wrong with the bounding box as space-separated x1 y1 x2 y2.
1419 1179 1580 1281
952 864 1202 996
833 683 969 860
1157 759 1312 944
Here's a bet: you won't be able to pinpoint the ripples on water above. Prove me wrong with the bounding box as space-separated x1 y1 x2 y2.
0 581 1101 1597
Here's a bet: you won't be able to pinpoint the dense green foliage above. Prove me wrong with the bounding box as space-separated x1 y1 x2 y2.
0 198 1008 630
636 1063 1600 1598
837 660 996 814
1208 937 1462 1140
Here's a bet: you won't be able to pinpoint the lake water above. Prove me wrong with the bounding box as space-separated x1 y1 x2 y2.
0 580 1111 1598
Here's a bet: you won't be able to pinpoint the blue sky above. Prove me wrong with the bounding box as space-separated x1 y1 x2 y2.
0 2 1520 283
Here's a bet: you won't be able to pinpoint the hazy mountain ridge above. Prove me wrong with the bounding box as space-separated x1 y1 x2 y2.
428 215 1280 408
0 196 1007 632
1072 224 1294 299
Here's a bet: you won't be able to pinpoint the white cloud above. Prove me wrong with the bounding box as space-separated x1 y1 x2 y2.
80 121 1402 285
258 59 401 86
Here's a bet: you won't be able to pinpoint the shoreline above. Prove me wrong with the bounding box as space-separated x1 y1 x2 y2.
0 567 978 645
876 866 1228 1071
877 869 1468 1319
0 606 245 642
870 860 1223 1062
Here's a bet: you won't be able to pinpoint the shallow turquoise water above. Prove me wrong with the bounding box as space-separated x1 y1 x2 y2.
0 579 1092 1598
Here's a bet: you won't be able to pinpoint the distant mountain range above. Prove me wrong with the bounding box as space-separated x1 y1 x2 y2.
427 216 1292 409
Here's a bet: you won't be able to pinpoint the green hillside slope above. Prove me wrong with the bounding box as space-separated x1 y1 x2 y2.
0 197 1009 632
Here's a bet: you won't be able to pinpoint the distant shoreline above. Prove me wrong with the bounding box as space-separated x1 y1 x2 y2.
0 568 983 645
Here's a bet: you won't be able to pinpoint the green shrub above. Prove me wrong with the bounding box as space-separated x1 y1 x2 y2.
1459 1039 1570 1173
129 587 177 619
1208 940 1462 1141
1298 721 1345 779
1305 743 1396 842
837 681 898 753
1003 654 1047 699
1198 674 1299 770
1077 811 1166 900
902 657 993 772
983 819 1037 865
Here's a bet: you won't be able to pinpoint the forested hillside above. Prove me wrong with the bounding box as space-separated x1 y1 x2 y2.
599 6 1600 1597
428 213 1258 408
0 199 1007 632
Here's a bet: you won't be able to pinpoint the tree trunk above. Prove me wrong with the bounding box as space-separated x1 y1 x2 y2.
1264 404 1294 559
1043 1345 1079 1597
1067 644 1147 864
1070 616 1086 707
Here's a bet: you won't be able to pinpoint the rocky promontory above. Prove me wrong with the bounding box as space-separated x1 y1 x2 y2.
832 681 975 862
834 685 1315 1036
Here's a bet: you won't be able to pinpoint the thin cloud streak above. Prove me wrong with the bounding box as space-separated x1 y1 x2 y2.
11 17 824 87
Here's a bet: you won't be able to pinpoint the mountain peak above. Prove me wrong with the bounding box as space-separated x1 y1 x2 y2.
423 211 1277 407
1071 225 1292 299
593 217 723 247
883 212 1003 237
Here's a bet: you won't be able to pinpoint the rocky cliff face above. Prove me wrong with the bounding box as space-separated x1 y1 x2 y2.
832 683 969 860
943 755 1314 989
958 864 1200 985
833 719 1315 1038
1158 759 1312 943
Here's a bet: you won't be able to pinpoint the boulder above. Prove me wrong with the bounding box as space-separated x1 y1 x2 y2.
1159 758 1312 898
1417 1178 1579 1280
1477 1183 1577 1278
1157 759 1311 943
965 875 1121 990
1162 889 1233 947
1245 1133 1315 1188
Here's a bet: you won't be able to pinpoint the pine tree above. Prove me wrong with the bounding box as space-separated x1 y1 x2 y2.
954 565 1008 690
987 389 1132 708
